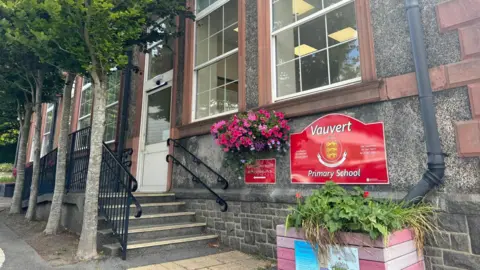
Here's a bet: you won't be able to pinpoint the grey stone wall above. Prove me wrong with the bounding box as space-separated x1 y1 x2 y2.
370 0 460 78
184 199 292 258
245 0 259 110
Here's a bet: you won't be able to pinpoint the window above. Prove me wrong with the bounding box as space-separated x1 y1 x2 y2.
104 72 121 143
77 72 120 143
194 0 239 120
272 0 360 99
41 104 55 156
78 78 92 129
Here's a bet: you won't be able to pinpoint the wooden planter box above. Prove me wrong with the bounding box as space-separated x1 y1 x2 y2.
0 183 15 197
276 224 425 270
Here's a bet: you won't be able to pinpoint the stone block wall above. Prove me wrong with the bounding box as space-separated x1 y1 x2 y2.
184 199 292 258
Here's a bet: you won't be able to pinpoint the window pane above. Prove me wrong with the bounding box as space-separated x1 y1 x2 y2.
80 87 92 118
210 59 226 89
272 0 323 31
329 39 360 83
324 0 343 8
272 0 294 31
148 40 174 79
224 0 238 27
300 50 328 91
197 0 210 13
107 72 120 104
299 15 326 54
225 82 238 111
78 117 91 129
197 0 219 13
196 91 209 119
196 39 209 65
224 24 238 53
327 2 357 46
209 7 223 35
275 28 299 65
209 31 223 60
225 53 238 82
197 66 211 93
196 17 209 42
145 88 171 145
210 86 225 115
44 110 53 133
277 59 300 97
41 134 50 157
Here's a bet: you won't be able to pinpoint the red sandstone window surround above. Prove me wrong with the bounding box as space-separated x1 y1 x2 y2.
258 0 376 107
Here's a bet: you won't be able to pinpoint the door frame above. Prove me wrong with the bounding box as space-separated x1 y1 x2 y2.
136 49 174 192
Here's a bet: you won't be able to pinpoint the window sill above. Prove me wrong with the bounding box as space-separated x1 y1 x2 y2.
177 111 238 138
260 80 382 118
177 80 382 139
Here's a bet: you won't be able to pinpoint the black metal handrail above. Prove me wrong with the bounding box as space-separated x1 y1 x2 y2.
166 154 228 212
167 138 229 190
99 143 142 260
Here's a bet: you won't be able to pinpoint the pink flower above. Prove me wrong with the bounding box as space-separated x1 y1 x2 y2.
258 124 267 131
248 112 257 121
223 147 230 152
275 111 285 119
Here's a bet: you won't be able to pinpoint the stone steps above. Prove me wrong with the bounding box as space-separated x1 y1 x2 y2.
99 192 218 259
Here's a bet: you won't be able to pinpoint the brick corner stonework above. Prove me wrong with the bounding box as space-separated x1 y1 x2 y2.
468 83 480 119
455 120 480 157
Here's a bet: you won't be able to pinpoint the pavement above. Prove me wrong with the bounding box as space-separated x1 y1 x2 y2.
0 197 11 209
127 251 273 270
0 199 274 270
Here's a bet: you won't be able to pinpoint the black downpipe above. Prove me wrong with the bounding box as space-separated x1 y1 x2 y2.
402 0 445 204
117 50 133 161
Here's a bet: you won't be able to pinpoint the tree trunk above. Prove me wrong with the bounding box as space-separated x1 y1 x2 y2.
76 73 106 260
44 73 76 235
10 104 33 214
26 76 44 221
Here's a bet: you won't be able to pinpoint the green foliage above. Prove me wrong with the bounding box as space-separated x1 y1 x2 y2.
0 176 15 183
286 182 436 256
0 163 13 173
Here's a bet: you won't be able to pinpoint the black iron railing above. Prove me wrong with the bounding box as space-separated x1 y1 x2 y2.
66 127 91 193
22 148 58 201
99 143 142 260
166 154 228 212
167 138 229 189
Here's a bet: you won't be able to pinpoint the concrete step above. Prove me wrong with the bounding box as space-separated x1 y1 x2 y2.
102 234 218 257
100 193 176 204
104 202 186 215
126 212 196 227
129 222 207 241
133 193 176 204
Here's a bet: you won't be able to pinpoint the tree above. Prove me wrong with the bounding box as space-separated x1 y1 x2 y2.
44 73 76 234
19 0 193 259
1 0 84 224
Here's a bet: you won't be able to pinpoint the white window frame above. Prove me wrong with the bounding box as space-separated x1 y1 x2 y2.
41 103 55 157
270 0 361 102
191 0 240 122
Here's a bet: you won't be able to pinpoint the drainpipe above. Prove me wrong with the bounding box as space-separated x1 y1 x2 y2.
402 0 445 204
117 49 133 162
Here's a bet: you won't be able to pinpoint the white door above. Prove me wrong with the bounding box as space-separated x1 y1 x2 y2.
138 40 174 192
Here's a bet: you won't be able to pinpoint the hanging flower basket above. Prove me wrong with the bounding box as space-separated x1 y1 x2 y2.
211 110 291 168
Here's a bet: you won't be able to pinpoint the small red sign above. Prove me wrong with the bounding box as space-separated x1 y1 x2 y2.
245 159 276 184
290 114 388 184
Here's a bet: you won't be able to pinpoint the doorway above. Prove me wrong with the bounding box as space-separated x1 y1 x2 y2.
138 40 174 192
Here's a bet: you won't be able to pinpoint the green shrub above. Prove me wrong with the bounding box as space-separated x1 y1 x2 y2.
286 182 436 256
0 176 15 183
0 163 13 173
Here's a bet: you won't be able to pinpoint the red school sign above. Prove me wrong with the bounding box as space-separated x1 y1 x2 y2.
290 114 389 184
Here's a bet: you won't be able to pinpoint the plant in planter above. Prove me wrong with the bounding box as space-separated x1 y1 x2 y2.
285 182 436 259
211 110 291 170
